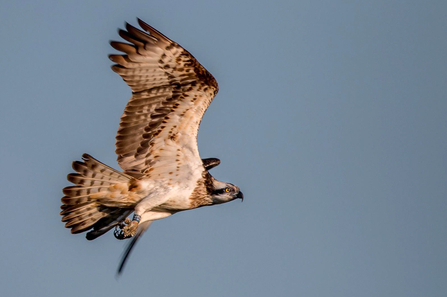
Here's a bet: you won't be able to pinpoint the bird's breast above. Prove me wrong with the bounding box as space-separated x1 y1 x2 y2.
157 186 196 210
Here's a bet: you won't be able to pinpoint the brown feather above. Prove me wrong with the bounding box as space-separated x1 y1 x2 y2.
61 154 140 238
109 21 218 176
188 171 214 208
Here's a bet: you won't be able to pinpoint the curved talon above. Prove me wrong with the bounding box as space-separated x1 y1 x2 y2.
114 226 125 240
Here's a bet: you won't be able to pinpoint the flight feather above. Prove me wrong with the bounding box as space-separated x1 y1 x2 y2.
110 19 219 178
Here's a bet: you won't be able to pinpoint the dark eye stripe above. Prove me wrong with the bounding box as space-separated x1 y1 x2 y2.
212 188 230 195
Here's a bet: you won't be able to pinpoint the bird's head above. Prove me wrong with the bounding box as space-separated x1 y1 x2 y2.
211 180 244 204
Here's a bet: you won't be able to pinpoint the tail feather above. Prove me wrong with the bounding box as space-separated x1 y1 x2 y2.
61 154 135 238
72 154 130 182
64 206 108 228
63 185 112 197
86 209 133 240
61 203 96 220
67 173 118 186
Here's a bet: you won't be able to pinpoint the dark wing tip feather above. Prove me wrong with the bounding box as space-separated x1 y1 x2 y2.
136 18 173 43
82 153 92 160
111 19 219 174
110 41 137 54
202 158 221 170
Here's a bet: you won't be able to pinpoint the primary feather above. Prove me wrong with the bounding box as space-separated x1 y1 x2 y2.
60 19 242 275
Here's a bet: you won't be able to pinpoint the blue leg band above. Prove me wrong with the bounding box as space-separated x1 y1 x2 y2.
132 214 141 223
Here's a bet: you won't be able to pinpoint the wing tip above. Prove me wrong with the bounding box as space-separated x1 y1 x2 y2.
136 18 172 43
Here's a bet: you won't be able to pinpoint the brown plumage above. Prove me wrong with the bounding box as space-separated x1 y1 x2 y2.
109 19 218 178
60 19 243 274
61 154 135 237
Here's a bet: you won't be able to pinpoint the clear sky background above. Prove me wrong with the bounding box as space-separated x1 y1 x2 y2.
0 1 446 296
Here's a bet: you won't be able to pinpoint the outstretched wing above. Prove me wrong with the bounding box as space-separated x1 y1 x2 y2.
110 19 219 179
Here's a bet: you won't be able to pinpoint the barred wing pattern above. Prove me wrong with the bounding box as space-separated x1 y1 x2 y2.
110 19 219 179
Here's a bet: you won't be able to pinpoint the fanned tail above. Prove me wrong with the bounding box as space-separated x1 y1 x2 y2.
60 154 136 239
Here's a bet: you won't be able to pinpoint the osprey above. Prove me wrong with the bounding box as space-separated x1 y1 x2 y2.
60 19 243 274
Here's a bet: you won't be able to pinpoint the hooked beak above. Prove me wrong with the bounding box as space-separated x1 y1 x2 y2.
236 191 244 202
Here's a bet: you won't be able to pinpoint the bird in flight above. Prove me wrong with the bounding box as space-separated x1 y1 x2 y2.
60 19 243 274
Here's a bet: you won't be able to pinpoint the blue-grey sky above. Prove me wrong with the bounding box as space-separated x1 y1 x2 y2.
1 1 446 296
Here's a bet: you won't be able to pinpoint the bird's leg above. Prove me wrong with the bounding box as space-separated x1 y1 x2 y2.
114 215 140 239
